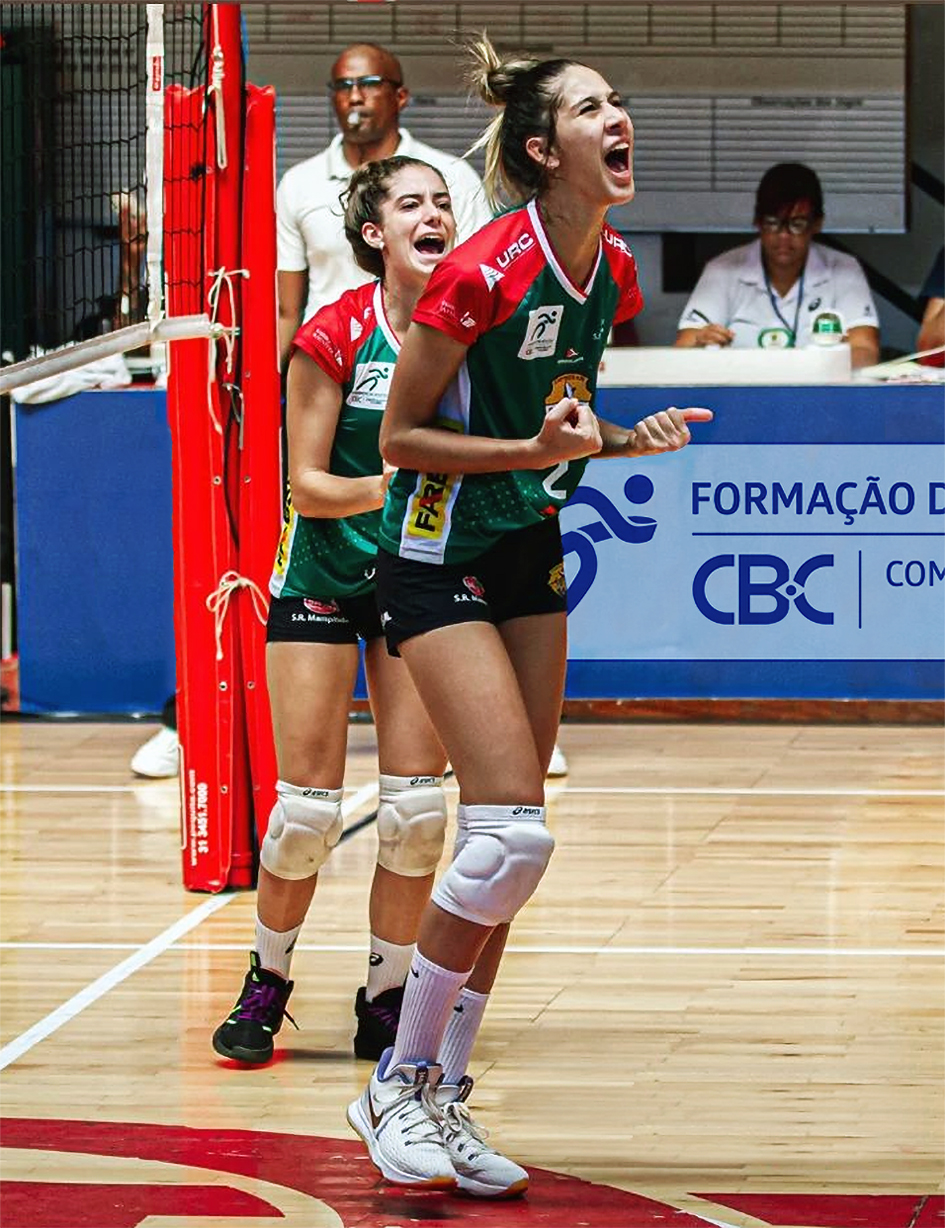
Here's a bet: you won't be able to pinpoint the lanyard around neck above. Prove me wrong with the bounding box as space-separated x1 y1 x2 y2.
763 265 805 347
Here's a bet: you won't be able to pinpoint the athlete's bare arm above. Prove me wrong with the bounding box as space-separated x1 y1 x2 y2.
287 350 392 518
381 323 602 474
596 407 713 458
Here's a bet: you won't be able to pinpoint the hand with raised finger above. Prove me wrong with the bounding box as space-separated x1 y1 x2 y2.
627 406 713 457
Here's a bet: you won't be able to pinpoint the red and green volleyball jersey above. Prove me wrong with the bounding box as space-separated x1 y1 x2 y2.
378 198 643 564
271 280 398 599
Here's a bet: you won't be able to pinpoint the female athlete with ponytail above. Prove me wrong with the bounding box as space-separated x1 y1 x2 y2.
347 36 712 1197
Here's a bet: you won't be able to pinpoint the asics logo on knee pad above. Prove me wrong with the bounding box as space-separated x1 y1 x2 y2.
433 813 555 927
410 776 438 787
260 789 343 881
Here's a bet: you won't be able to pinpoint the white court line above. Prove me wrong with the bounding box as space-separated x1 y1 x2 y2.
2 941 941 959
3 783 943 798
0 783 373 795
542 786 945 798
0 781 379 1070
0 894 233 1071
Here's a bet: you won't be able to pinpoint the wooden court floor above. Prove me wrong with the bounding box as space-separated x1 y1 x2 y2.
1 718 943 1228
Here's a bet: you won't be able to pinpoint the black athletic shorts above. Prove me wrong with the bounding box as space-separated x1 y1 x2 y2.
266 591 383 644
376 517 568 656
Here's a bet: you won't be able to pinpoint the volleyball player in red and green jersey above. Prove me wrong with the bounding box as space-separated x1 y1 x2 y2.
379 198 643 564
348 37 712 1196
213 157 457 1069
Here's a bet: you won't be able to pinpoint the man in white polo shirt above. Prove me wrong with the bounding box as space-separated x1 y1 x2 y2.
276 41 491 365
675 163 880 369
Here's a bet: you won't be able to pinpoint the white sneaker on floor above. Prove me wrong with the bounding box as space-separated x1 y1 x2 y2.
347 1049 457 1189
130 726 180 778
546 743 569 777
435 1076 529 1198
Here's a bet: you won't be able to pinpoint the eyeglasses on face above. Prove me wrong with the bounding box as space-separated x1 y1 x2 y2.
759 215 814 236
328 75 401 94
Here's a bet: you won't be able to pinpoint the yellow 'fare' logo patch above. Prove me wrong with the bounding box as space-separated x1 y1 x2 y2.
274 504 296 575
406 417 464 540
407 472 455 538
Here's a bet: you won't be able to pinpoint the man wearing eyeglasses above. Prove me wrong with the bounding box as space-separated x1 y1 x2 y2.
674 163 880 368
276 42 491 365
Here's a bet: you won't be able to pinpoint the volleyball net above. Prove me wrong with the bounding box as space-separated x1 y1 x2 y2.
1 4 283 891
0 4 215 390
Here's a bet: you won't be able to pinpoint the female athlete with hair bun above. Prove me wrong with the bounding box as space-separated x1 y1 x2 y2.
213 156 458 1069
347 36 712 1197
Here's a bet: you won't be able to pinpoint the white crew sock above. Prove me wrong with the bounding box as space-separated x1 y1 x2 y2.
366 935 415 1000
255 918 302 980
437 985 489 1084
389 950 470 1069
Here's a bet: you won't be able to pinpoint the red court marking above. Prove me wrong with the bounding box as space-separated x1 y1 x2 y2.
1 1182 275 1228
1 1119 940 1228
700 1192 944 1228
0 1117 715 1227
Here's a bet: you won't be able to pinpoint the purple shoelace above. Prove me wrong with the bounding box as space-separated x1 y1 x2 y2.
366 999 400 1031
235 981 287 1024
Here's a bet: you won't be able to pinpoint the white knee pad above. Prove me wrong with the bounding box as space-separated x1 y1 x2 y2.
260 781 343 881
432 804 555 927
376 773 448 877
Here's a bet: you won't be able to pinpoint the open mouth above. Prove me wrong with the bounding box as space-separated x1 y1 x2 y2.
414 235 446 255
604 144 630 174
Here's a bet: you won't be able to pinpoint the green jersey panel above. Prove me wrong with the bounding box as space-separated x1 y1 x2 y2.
272 280 399 599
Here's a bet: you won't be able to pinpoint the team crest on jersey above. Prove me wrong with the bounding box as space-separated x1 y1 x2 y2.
518 305 564 360
348 362 394 410
545 372 592 407
479 263 503 290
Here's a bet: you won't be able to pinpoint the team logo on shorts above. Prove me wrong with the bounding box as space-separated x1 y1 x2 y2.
463 575 485 600
548 561 567 598
303 598 340 615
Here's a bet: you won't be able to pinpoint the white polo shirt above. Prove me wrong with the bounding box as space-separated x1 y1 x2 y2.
677 239 878 349
276 128 492 322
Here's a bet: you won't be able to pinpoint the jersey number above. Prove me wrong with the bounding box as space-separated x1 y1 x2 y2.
542 461 570 500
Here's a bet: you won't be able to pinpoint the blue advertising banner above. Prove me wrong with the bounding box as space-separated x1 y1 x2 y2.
562 384 945 700
13 384 943 709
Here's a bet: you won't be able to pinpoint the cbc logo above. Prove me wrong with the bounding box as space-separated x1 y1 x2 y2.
693 553 835 625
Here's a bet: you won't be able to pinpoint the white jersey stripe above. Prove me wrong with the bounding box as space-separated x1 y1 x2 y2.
373 280 401 355
527 198 601 303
